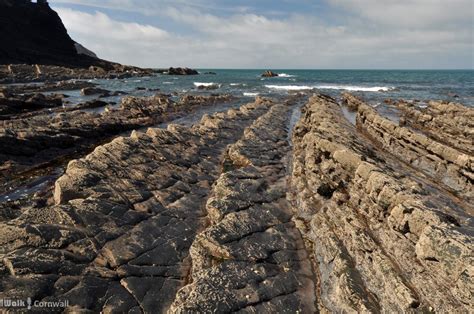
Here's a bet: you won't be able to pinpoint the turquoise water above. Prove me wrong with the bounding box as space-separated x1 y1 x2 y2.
63 69 474 107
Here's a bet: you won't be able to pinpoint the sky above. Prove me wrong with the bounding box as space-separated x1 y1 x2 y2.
49 0 474 69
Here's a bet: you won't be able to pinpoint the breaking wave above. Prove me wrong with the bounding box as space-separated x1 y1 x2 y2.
265 85 314 91
243 92 259 96
194 82 219 87
316 85 395 92
266 84 395 92
277 73 296 78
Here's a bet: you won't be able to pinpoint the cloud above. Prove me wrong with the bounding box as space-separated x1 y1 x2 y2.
58 8 169 41
327 0 473 28
54 2 473 69
51 0 248 15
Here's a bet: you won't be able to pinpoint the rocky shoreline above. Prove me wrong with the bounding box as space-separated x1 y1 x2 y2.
0 88 235 197
290 94 472 312
0 82 472 312
0 64 154 84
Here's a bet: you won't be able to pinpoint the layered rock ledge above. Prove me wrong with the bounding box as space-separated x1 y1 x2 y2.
343 93 473 201
0 93 234 187
171 102 316 313
290 94 472 312
397 99 474 154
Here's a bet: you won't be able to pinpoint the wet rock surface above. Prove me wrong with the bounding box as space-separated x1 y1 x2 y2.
2 80 98 94
0 90 472 313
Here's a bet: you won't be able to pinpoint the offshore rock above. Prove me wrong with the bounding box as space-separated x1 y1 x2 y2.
80 87 111 96
261 70 278 77
167 67 199 75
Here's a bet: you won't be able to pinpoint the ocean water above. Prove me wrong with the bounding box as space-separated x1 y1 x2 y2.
59 69 474 108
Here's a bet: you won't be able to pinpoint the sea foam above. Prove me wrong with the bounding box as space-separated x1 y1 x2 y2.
243 92 259 96
265 85 314 91
316 85 395 92
194 82 219 87
277 73 296 78
266 84 395 92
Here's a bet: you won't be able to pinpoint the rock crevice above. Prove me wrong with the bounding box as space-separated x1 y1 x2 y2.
170 103 317 313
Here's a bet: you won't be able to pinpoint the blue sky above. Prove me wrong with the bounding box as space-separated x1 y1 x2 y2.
50 0 474 69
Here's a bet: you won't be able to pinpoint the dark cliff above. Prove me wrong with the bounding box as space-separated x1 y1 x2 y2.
0 0 115 68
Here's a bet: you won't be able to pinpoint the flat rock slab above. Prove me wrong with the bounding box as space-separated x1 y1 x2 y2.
0 98 274 313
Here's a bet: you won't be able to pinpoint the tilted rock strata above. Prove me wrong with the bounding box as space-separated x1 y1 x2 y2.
0 98 273 313
342 93 473 201
0 92 472 312
290 94 473 312
171 104 316 313
397 100 474 154
0 93 234 183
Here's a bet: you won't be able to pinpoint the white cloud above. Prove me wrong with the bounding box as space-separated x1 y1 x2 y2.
54 2 473 69
58 8 169 41
327 0 473 28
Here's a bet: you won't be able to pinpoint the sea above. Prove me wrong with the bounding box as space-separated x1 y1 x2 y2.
59 69 474 109
61 69 474 106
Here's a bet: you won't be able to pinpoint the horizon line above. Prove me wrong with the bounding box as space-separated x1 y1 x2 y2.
148 67 474 71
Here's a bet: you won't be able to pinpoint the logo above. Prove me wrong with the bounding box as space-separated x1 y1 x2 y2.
0 298 69 309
